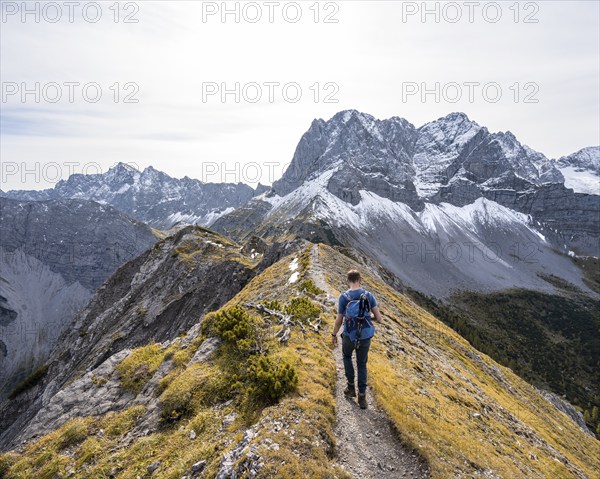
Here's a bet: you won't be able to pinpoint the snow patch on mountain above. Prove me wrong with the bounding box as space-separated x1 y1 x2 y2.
262 164 341 212
263 165 547 247
204 207 237 226
559 167 599 195
555 147 599 195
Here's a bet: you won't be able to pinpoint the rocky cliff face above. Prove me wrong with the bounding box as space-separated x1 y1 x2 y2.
0 197 157 399
0 250 89 400
0 225 291 450
1 163 266 229
267 111 598 256
213 111 599 296
272 110 573 202
0 197 157 290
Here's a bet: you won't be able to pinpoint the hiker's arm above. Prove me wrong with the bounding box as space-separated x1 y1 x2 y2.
371 306 383 322
332 314 344 336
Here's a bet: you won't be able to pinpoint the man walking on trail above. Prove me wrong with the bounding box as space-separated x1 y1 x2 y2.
331 270 382 409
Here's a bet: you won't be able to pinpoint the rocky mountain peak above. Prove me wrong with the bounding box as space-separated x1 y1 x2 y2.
2 163 263 230
104 162 140 182
272 110 585 206
558 146 600 173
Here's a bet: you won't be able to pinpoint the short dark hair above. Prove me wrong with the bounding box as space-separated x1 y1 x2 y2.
347 269 361 283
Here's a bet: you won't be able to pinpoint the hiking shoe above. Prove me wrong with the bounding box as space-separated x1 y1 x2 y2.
344 384 356 397
358 393 367 409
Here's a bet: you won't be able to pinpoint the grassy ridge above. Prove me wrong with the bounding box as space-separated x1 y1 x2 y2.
406 287 600 437
317 244 600 479
0 245 349 479
3 240 599 478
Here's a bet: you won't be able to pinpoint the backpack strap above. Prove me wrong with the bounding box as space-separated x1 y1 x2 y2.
342 291 352 316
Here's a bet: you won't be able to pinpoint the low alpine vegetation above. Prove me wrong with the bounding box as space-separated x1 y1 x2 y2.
284 296 322 324
0 250 347 479
199 304 299 411
202 305 266 355
160 362 232 421
8 365 49 399
300 278 325 296
116 343 168 393
246 353 298 403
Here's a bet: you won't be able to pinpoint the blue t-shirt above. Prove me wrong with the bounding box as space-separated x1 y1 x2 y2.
338 288 378 315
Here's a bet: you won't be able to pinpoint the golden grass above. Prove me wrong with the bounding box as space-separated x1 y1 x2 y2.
316 243 600 479
115 343 168 393
172 226 257 269
0 245 350 479
6 241 595 478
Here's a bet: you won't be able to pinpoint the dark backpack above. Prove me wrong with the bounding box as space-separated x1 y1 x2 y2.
343 290 375 348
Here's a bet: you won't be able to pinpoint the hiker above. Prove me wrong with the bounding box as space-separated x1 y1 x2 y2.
331 269 382 409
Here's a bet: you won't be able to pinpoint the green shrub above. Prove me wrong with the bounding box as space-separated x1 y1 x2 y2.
263 299 282 311
299 279 325 296
116 344 165 393
246 354 298 403
284 296 322 323
202 306 263 354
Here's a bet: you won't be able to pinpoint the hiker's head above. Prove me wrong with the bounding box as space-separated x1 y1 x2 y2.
346 269 361 287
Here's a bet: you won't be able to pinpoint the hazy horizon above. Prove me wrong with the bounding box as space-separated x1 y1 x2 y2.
2 1 599 190
2 108 598 192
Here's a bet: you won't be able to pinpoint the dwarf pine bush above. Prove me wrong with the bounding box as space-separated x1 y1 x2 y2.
246 354 298 403
284 296 322 323
299 279 325 296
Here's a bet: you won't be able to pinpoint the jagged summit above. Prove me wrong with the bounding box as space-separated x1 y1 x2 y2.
112 161 140 173
553 146 599 196
214 111 599 295
2 164 263 230
418 110 475 127
270 110 581 209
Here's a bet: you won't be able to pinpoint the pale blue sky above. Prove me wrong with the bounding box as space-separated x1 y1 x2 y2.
1 1 599 190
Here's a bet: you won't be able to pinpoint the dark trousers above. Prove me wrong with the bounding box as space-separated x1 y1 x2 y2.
341 334 371 394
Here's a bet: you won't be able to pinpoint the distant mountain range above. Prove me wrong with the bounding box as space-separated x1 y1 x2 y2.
1 163 269 230
2 113 596 233
2 111 598 297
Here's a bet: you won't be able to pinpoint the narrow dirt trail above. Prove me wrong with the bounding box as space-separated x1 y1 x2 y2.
308 245 430 479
